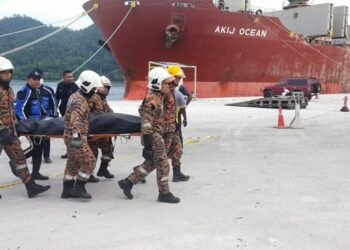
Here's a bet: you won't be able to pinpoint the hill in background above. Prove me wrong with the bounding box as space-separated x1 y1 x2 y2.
0 15 122 81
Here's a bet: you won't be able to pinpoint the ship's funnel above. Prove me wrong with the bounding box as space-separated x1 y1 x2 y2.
284 0 309 10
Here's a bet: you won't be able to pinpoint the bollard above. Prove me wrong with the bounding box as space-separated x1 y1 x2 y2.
340 96 349 112
289 92 304 129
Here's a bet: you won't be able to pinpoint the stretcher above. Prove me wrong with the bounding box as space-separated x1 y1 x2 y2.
16 112 142 156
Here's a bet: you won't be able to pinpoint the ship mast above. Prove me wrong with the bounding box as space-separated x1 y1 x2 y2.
283 0 309 10
244 0 248 11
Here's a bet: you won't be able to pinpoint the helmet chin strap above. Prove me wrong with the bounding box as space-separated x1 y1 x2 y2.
0 69 13 88
81 90 95 99
0 80 10 89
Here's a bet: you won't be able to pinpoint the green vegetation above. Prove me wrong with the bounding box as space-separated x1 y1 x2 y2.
0 15 122 81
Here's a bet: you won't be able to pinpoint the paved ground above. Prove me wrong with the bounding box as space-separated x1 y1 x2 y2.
1 95 350 250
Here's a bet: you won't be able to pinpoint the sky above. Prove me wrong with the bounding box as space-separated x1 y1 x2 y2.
0 0 349 30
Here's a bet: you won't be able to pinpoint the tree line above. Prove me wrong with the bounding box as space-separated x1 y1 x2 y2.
0 15 122 81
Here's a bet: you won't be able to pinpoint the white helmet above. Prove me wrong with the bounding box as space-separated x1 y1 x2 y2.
147 67 174 90
100 75 112 87
0 56 14 72
76 70 103 93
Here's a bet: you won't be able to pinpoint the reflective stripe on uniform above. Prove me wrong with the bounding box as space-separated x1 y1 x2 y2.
16 164 28 170
160 176 169 182
78 171 90 180
142 122 152 128
64 174 75 181
138 167 148 175
101 155 112 161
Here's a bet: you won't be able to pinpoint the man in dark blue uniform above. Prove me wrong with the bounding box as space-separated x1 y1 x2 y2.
15 70 58 180
55 70 78 159
56 70 78 116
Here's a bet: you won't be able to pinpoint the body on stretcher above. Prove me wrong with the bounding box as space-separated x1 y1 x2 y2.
15 112 141 157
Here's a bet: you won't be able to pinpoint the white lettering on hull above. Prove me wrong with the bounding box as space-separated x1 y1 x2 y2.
215 25 267 38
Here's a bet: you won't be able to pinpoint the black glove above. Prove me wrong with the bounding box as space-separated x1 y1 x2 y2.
143 134 152 149
142 148 153 161
0 125 13 145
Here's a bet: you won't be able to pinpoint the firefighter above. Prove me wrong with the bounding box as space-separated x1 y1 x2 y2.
118 67 180 203
166 65 190 181
61 70 103 199
0 56 50 198
88 75 115 181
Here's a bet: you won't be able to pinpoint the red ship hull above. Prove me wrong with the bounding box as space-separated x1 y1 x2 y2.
83 0 350 100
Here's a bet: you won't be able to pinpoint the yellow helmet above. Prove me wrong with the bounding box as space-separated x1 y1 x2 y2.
167 65 186 78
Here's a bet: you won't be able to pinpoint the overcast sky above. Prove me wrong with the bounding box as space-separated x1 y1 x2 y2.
0 0 348 30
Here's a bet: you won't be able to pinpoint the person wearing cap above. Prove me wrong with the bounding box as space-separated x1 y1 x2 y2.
167 65 192 147
56 70 79 159
0 57 50 197
87 76 115 182
61 70 103 199
164 65 190 182
118 67 180 204
15 69 58 181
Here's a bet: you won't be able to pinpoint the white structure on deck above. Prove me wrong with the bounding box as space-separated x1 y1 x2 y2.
213 0 251 12
266 3 334 38
333 6 349 38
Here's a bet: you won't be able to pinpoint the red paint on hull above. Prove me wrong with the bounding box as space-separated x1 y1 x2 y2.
83 0 350 100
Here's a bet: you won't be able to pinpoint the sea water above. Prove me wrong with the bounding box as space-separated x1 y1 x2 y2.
10 80 125 101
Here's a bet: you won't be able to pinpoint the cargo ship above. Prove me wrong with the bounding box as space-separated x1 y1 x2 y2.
83 0 350 99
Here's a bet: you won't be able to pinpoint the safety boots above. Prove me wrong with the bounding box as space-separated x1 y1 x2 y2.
61 180 75 199
32 172 49 181
158 192 180 203
70 180 92 199
25 178 51 198
118 178 134 199
172 166 190 182
97 161 114 179
87 174 99 183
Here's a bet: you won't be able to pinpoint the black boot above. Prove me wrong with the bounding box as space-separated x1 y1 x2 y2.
158 192 180 203
61 180 75 199
172 166 190 182
118 178 134 199
97 161 114 179
25 178 51 198
133 166 146 184
32 172 49 180
61 153 67 159
44 157 52 164
87 174 99 183
70 180 92 199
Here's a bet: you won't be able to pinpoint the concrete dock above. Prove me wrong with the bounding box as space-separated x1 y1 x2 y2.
1 94 350 250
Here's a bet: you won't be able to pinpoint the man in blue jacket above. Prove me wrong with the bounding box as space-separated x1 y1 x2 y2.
15 70 58 180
